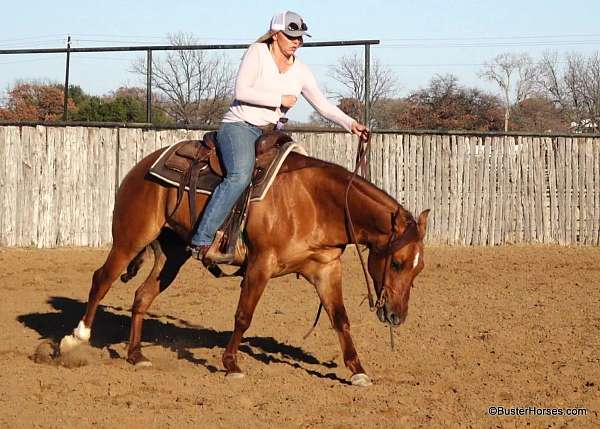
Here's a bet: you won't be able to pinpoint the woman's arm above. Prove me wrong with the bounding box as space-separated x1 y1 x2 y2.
300 65 355 132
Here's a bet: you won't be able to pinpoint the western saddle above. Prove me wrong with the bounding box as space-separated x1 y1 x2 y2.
149 130 294 268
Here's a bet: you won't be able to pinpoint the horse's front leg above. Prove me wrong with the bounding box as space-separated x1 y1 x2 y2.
222 258 271 377
305 259 372 387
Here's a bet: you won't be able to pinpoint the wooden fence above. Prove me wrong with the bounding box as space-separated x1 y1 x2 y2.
0 125 598 247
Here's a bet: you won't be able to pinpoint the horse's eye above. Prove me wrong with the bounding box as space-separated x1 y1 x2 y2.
391 259 403 271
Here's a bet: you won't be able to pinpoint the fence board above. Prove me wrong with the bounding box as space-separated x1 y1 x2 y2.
508 138 515 243
495 137 505 245
0 127 20 246
546 138 558 244
433 135 444 242
556 137 566 244
407 134 417 214
421 135 431 233
572 138 580 243
448 136 458 245
581 138 594 245
472 137 484 245
480 137 491 245
415 134 424 217
394 134 405 207
532 138 544 242
440 135 451 244
594 139 600 245
463 137 475 245
454 136 465 245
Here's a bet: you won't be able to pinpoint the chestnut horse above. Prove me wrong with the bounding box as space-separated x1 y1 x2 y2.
60 140 429 387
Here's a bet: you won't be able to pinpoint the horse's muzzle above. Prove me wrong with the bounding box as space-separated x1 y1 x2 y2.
377 307 407 326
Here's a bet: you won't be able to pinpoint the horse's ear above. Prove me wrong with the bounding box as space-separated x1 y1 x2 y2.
417 209 430 240
391 210 400 234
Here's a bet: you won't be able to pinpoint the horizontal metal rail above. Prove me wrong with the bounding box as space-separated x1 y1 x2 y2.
0 40 380 55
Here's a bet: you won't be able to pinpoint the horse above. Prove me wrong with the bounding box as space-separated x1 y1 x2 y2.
59 135 430 387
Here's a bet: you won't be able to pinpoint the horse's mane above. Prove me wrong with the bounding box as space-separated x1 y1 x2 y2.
283 152 404 213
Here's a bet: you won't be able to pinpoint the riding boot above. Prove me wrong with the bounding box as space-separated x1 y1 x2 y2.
188 230 235 265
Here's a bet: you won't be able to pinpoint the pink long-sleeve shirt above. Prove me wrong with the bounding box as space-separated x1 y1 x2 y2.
222 43 355 132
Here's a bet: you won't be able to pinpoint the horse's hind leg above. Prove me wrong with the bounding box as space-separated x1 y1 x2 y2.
127 229 190 366
60 243 144 353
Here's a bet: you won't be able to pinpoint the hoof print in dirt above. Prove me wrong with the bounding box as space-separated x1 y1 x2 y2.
32 340 58 364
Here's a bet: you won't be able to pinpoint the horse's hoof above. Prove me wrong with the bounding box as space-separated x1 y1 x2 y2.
59 335 83 354
351 373 372 387
134 360 153 369
127 353 152 368
226 372 245 380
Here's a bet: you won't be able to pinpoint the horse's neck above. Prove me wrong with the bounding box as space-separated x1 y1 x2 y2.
281 155 409 248
331 169 404 247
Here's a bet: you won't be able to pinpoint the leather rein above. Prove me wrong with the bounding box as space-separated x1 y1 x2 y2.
344 131 405 312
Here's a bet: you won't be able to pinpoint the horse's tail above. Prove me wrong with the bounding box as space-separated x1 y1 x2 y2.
120 241 159 283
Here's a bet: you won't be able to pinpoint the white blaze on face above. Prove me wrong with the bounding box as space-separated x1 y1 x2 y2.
412 252 420 269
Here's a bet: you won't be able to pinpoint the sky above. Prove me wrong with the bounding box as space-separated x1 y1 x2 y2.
1 0 600 122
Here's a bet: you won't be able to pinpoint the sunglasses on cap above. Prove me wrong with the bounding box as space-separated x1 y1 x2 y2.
287 21 308 32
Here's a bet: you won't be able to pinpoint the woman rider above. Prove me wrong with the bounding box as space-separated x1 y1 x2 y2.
189 10 369 263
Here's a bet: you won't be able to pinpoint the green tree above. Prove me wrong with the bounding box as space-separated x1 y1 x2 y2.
70 87 170 124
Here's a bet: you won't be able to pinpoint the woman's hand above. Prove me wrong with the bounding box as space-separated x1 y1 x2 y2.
351 121 370 141
281 95 297 109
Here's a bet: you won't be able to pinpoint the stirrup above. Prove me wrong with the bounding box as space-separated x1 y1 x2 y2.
186 244 207 261
188 231 234 265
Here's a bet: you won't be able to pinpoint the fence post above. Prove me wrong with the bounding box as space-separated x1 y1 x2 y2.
146 49 153 123
364 43 371 180
364 43 371 128
63 35 71 121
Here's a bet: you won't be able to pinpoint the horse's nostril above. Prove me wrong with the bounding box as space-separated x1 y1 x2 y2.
388 312 401 325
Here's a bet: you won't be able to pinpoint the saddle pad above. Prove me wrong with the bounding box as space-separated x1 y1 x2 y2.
148 141 303 202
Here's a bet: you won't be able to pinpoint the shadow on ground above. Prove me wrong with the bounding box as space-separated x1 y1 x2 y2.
17 296 343 382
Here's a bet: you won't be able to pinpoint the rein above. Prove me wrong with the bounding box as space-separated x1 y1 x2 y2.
344 131 402 351
344 130 376 310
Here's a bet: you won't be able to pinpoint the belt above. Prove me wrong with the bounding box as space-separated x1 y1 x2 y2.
245 121 277 134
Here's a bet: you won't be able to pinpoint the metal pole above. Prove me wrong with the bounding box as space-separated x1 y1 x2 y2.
63 35 71 121
364 44 371 128
364 44 371 180
146 49 152 123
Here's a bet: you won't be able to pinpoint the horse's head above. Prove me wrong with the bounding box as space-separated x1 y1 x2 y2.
367 209 430 326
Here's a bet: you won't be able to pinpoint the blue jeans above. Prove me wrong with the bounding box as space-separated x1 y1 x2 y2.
191 121 260 246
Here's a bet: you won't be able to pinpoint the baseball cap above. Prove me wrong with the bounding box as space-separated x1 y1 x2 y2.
256 11 311 42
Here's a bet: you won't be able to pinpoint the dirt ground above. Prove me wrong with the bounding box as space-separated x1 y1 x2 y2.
0 245 598 428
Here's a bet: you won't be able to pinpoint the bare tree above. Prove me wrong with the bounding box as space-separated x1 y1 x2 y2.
577 52 600 132
535 51 600 132
311 53 398 127
131 32 234 125
479 53 535 132
536 52 564 104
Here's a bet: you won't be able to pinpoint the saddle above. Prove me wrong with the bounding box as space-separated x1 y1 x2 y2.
148 130 296 266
